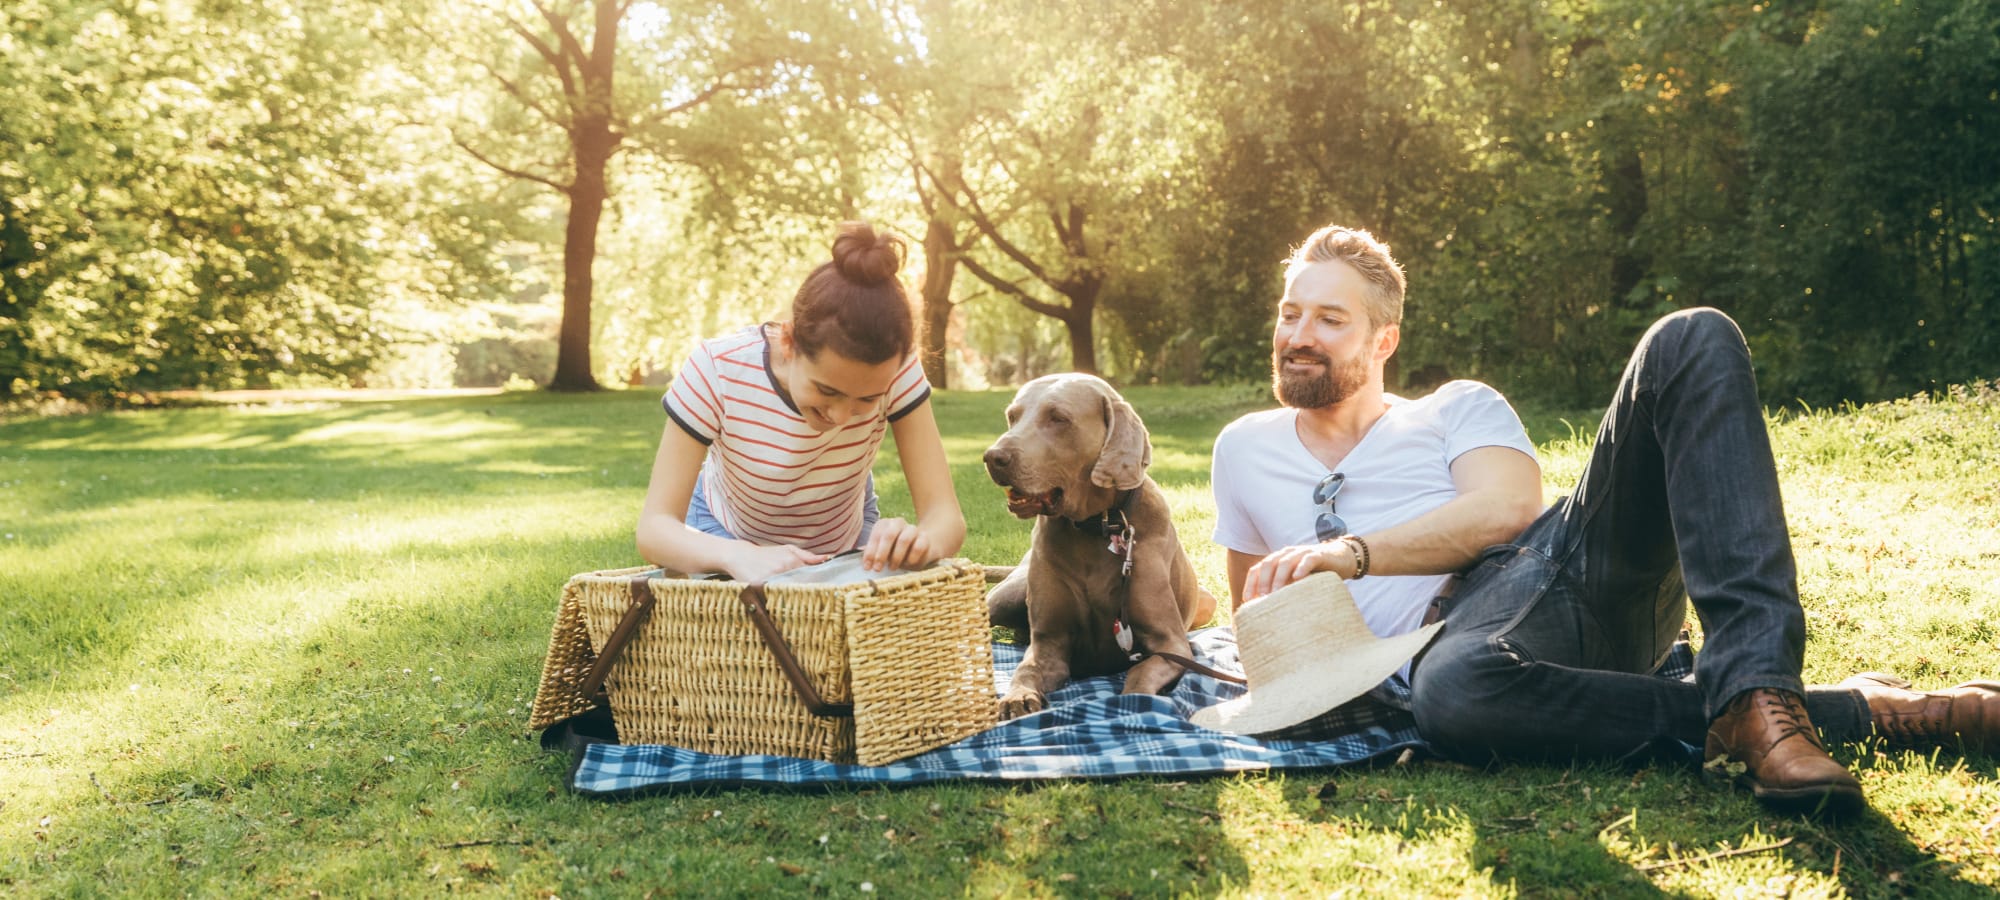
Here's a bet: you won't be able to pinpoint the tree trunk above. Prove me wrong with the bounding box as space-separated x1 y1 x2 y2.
1605 143 1648 307
1062 280 1099 375
919 215 958 388
546 0 622 392
549 154 607 391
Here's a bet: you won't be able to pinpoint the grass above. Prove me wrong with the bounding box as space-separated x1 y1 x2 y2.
2 382 1998 897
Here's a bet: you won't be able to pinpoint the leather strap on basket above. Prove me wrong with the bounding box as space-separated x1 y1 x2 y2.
739 583 853 718
576 574 659 701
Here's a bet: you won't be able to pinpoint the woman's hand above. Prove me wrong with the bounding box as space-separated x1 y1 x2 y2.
725 542 828 583
1241 541 1357 603
861 517 938 571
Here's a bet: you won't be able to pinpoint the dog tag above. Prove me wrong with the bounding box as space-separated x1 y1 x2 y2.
1113 617 1134 654
1110 525 1136 577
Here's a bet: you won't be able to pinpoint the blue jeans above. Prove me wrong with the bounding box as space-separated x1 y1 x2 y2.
1410 309 1870 765
686 471 881 548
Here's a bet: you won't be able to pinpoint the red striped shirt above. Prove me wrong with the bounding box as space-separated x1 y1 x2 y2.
661 324 931 554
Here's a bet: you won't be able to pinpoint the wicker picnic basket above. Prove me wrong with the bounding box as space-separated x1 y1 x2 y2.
529 559 997 766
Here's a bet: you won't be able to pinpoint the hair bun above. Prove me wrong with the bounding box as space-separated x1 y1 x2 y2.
830 221 903 286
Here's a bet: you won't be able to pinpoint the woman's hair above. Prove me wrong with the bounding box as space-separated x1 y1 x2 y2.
1284 225 1405 330
788 222 915 365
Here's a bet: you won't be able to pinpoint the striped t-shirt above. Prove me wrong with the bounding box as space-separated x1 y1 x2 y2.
661 324 931 554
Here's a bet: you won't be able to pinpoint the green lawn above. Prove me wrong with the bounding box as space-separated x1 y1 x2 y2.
3 383 1998 897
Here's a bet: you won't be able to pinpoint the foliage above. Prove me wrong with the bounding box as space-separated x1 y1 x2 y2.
0 0 513 399
1731 0 2000 404
5 0 1996 405
4 385 1999 894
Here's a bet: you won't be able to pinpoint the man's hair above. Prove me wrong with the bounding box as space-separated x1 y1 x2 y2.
1284 226 1405 330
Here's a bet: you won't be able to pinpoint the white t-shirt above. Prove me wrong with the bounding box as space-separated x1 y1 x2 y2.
1211 380 1539 641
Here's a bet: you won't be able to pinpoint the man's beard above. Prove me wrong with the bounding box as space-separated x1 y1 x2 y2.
1272 346 1367 409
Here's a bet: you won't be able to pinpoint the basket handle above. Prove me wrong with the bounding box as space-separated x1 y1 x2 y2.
739 583 854 718
576 573 659 701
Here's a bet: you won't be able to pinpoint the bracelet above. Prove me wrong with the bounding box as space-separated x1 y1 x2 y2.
1339 534 1371 580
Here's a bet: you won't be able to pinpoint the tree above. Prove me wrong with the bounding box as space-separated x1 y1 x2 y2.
0 0 506 398
434 0 807 391
1134 0 1490 386
888 0 1212 376
912 166 973 388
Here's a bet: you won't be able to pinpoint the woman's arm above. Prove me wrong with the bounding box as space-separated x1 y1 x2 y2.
635 423 825 580
862 399 967 570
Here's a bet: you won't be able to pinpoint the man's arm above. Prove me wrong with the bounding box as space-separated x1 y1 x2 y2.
1237 445 1544 604
1227 549 1261 614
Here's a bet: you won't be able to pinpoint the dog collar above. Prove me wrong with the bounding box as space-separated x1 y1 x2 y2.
1063 490 1137 579
1064 490 1135 538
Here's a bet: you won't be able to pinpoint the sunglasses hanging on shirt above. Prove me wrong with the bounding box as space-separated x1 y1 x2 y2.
1314 472 1348 542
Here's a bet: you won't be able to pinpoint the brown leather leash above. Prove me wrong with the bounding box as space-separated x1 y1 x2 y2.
1146 650 1248 685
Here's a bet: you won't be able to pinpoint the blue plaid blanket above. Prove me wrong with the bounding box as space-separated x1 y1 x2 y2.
554 628 1699 795
557 627 1427 795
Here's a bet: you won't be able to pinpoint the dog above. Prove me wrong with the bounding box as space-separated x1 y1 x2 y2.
982 373 1217 719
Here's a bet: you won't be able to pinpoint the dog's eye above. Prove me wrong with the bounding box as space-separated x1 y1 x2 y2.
1005 408 1021 424
1045 411 1069 427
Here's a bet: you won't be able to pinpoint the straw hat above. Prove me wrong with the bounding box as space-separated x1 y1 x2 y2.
1191 572 1443 735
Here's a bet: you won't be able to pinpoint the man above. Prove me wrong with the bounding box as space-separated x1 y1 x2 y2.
1211 224 2000 816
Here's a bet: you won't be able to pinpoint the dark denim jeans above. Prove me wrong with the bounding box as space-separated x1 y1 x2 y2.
1409 308 1870 765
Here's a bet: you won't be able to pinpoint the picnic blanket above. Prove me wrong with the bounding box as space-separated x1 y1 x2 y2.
545 627 1699 796
547 627 1421 795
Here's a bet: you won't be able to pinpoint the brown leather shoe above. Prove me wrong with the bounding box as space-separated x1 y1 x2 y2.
1704 688 1865 816
1839 672 2000 751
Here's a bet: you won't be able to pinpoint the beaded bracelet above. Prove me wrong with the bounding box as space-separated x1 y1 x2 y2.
1339 534 1372 580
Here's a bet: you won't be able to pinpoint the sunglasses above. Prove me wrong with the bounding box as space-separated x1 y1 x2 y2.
1313 472 1348 542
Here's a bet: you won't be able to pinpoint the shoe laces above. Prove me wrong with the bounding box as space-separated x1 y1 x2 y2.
1876 696 1945 746
1758 690 1829 751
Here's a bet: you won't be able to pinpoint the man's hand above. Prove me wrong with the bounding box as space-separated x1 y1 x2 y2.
725 542 828 582
861 517 936 571
1242 540 1358 602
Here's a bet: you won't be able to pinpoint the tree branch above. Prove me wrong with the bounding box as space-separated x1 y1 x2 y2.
1064 203 1087 257
947 173 1060 291
970 119 1031 194
480 61 572 134
453 135 573 194
532 2 592 78
912 160 937 216
958 253 1072 320
663 69 760 118
506 17 578 100
628 62 773 135
389 12 572 128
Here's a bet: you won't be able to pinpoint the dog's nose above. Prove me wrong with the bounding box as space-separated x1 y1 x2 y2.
983 446 1013 477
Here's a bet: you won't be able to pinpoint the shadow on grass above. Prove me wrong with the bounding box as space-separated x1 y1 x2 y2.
1267 753 1992 897
6 392 657 513
0 388 1238 894
2 516 1257 895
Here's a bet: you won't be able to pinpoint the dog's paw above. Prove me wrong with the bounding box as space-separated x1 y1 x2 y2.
998 687 1047 720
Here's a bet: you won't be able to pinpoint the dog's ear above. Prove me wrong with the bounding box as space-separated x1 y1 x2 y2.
1091 388 1151 490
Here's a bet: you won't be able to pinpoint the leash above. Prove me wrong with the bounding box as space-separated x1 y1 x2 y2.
1145 650 1249 685
1065 489 1138 578
1062 489 1143 652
